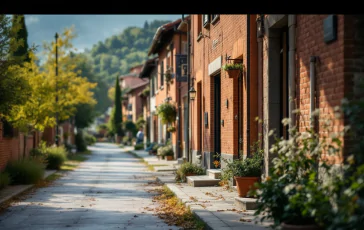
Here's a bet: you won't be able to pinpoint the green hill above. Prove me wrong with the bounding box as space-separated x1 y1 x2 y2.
86 20 171 86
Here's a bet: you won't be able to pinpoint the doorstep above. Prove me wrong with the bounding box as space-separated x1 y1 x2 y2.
234 197 259 210
187 175 220 187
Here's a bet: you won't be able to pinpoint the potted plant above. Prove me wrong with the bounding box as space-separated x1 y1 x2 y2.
152 144 162 156
222 62 244 78
167 126 176 133
157 144 174 161
175 162 206 183
220 141 263 197
252 115 342 230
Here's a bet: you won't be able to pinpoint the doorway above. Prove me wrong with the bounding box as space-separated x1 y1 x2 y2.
214 74 221 167
280 26 289 139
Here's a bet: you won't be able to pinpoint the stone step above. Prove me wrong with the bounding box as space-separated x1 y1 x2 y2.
207 169 221 179
187 175 220 187
153 166 177 172
234 197 258 210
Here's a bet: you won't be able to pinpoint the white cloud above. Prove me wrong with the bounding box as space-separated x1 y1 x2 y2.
26 16 39 25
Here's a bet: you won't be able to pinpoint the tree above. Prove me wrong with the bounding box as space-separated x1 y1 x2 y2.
6 27 97 138
41 26 97 122
11 15 30 62
111 76 123 141
0 15 31 117
74 103 96 129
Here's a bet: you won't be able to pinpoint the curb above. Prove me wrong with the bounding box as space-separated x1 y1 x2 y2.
0 170 57 207
156 177 228 230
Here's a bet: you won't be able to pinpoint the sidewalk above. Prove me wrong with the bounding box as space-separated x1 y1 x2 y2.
0 170 57 207
131 149 272 230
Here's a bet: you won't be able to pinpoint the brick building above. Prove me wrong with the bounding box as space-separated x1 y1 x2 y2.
146 17 189 159
186 14 364 176
258 14 364 175
120 65 148 124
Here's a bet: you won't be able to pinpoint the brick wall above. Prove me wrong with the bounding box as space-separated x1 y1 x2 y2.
191 15 253 160
0 122 41 171
296 15 345 135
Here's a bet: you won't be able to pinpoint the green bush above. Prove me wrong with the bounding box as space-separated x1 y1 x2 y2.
157 145 174 157
84 133 96 145
122 136 130 145
134 143 144 150
45 146 68 170
0 172 11 189
6 159 45 185
175 162 205 182
64 143 73 153
30 141 48 167
75 132 87 152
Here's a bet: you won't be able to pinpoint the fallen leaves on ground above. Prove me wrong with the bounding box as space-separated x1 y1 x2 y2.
147 184 205 230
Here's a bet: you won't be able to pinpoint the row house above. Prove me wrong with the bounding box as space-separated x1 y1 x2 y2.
185 14 364 176
140 17 189 160
120 65 148 124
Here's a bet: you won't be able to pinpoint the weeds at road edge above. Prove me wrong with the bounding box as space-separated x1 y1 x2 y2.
127 151 155 171
151 185 205 230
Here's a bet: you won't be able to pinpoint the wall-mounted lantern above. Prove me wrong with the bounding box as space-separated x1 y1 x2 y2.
189 86 196 100
256 14 265 38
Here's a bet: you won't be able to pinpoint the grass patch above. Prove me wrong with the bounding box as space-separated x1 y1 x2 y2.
126 151 155 171
152 185 205 230
60 153 88 172
77 150 92 155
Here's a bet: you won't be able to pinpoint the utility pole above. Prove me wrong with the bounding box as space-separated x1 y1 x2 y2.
55 33 59 146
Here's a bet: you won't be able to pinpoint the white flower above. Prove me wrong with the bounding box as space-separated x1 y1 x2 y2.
282 118 291 126
311 109 320 117
284 184 296 194
268 129 275 137
341 98 349 105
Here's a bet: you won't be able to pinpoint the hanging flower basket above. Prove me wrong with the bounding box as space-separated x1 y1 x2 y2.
167 126 176 133
222 63 244 78
156 102 177 124
165 66 173 83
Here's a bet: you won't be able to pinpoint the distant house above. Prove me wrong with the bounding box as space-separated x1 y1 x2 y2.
120 65 149 124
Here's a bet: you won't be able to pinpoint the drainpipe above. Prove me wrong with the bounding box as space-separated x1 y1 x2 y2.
288 15 296 131
183 14 191 163
246 14 251 157
177 25 182 159
310 56 317 128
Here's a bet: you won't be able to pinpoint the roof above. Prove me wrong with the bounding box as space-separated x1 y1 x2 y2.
129 64 144 73
139 57 158 78
121 76 149 93
147 18 184 56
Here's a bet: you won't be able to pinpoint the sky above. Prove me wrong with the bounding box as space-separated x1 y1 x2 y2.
24 14 182 55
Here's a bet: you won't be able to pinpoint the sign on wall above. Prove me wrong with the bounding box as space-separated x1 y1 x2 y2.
175 54 187 82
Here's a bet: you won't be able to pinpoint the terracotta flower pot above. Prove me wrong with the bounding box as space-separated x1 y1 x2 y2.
226 69 240 78
185 173 196 177
281 222 323 230
165 155 174 161
234 176 259 197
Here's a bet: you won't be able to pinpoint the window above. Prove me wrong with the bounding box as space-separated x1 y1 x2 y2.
197 15 202 41
127 114 133 121
128 104 132 111
151 76 155 96
203 14 210 28
160 61 164 87
211 14 220 24
182 41 188 54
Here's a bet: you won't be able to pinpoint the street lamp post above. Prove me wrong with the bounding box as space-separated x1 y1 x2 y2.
55 33 59 146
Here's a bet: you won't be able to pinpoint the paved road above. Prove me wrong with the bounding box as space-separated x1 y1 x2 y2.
0 143 178 230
